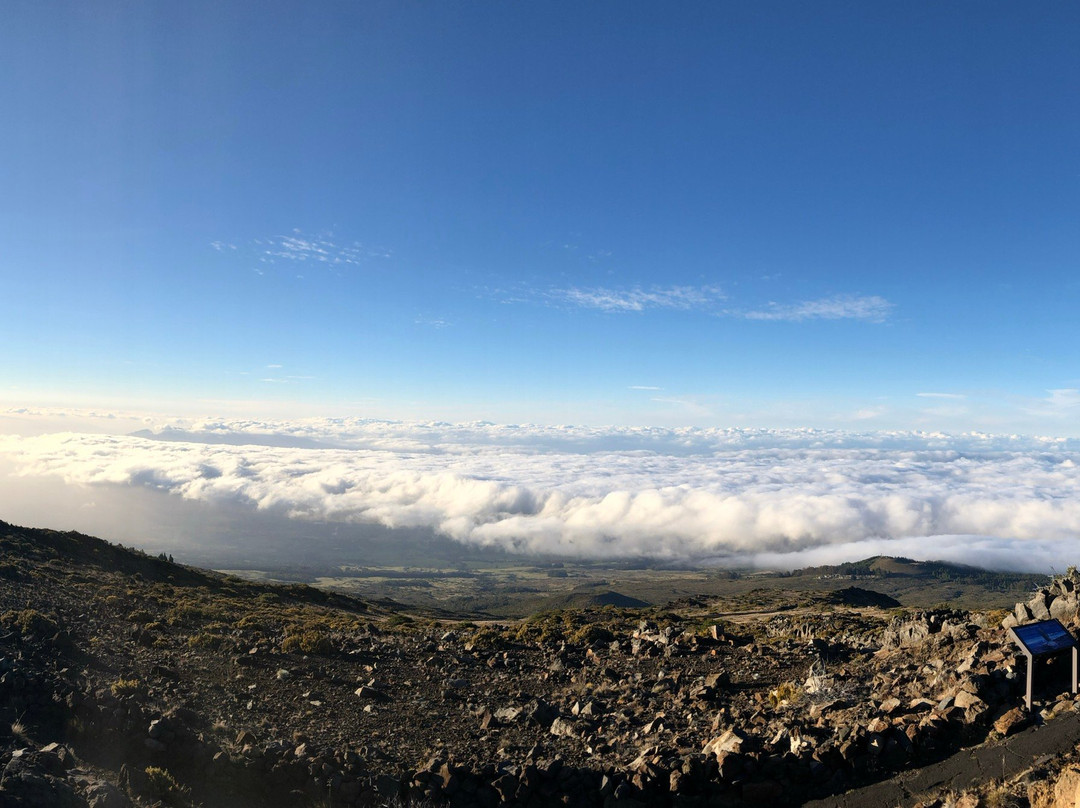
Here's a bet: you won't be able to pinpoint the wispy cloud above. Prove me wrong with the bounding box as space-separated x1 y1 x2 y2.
917 392 966 400
258 372 315 384
1023 389 1080 419
216 230 391 273
1046 389 1080 408
649 397 714 417
415 316 451 329
259 232 391 266
629 385 662 391
550 285 726 313
739 294 893 323
538 286 891 324
851 406 888 420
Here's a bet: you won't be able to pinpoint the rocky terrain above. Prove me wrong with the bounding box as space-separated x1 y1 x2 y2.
2 519 1080 807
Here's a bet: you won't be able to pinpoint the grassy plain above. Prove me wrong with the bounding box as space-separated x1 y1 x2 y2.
219 555 1050 619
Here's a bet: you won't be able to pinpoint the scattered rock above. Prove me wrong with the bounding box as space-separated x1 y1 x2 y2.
702 728 745 759
355 685 390 701
994 707 1030 737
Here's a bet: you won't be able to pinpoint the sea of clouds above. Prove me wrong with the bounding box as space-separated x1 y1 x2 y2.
1 414 1079 571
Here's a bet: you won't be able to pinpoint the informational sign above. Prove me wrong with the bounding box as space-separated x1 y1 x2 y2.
1008 618 1079 710
1012 620 1077 657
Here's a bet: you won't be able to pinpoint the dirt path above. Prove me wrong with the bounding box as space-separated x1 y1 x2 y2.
804 710 1080 807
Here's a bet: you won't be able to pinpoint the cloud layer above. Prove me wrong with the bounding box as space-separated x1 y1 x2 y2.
2 417 1079 570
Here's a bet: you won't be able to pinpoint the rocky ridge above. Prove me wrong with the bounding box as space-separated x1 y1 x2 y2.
1 521 1076 807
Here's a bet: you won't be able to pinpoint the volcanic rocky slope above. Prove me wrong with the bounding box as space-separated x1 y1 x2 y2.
0 520 1076 807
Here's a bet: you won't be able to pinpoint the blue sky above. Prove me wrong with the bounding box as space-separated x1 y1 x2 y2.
3 2 1078 432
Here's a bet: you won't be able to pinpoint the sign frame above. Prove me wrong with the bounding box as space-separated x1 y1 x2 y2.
1008 618 1079 711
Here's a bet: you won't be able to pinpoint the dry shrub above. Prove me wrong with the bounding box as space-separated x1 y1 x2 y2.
281 629 334 656
1 609 58 637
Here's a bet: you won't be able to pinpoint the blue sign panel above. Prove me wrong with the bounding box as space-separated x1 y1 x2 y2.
1012 619 1077 657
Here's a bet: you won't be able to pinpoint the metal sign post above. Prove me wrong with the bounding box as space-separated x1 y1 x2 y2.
1008 619 1079 711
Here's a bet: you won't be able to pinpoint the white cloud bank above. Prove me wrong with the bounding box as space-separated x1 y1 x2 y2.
2 417 1080 570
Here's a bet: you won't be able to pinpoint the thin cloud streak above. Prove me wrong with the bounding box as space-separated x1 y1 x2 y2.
541 286 893 324
1028 389 1080 416
550 285 726 313
260 232 392 265
214 229 392 273
415 316 451 329
739 295 893 323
